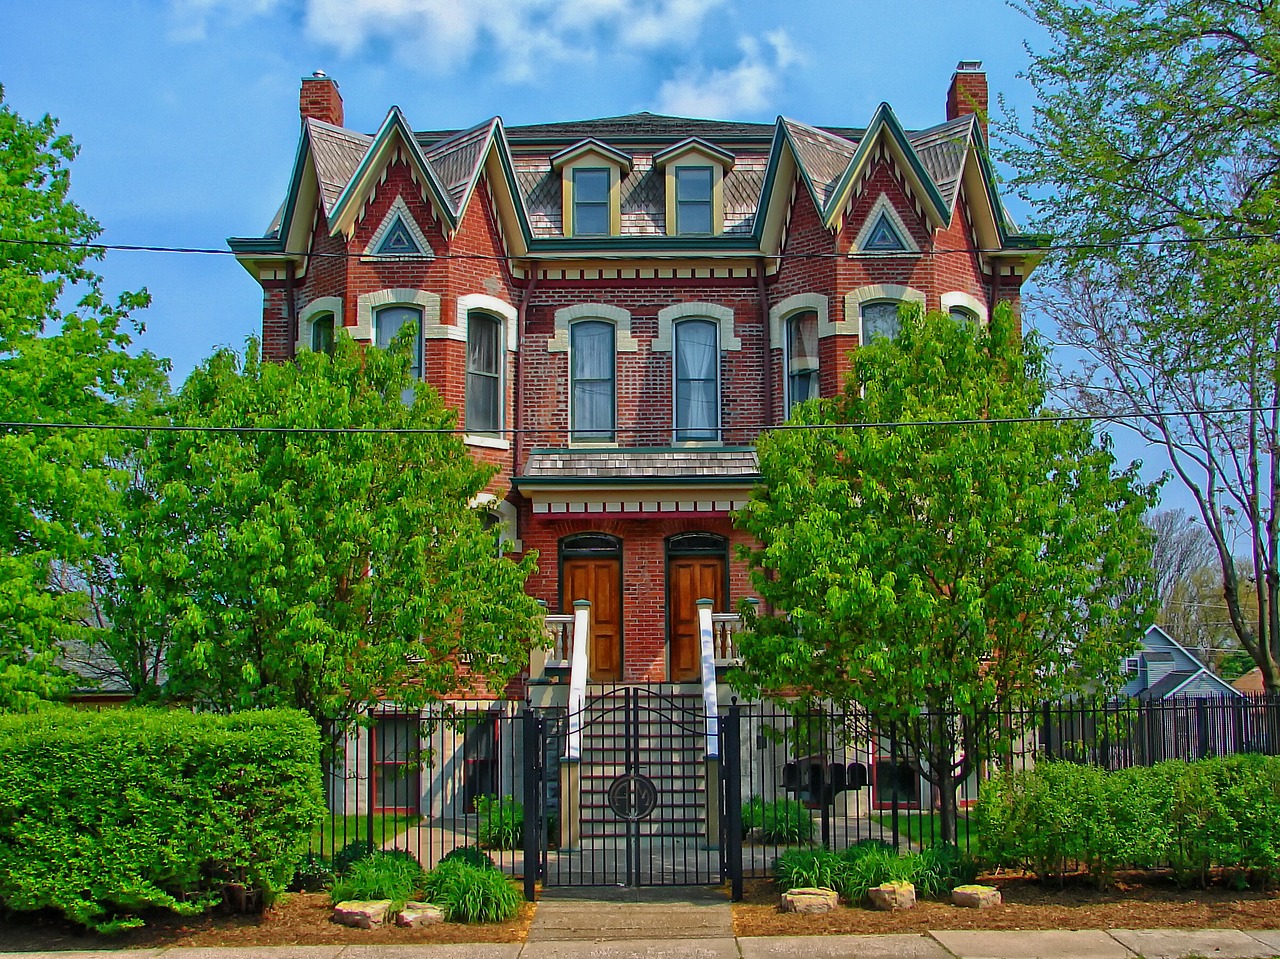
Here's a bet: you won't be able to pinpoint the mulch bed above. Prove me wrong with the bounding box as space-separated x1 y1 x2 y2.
732 872 1280 938
0 892 533 952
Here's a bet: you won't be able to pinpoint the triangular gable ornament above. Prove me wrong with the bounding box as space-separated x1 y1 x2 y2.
852 194 920 255
364 195 435 260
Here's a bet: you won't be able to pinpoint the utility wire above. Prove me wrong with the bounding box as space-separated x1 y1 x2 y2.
2 404 1275 437
1 232 1277 263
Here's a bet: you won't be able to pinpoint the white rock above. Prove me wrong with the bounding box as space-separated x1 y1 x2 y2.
868 881 916 911
332 899 393 929
780 887 840 913
396 902 445 927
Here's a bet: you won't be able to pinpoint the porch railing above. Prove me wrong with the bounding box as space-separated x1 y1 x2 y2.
711 599 756 665
543 613 573 669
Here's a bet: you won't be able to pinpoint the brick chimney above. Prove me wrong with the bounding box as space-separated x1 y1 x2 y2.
946 60 988 140
300 71 343 127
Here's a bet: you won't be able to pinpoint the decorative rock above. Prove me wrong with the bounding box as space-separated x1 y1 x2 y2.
951 884 1002 908
779 887 840 914
332 899 392 929
868 880 916 911
396 902 445 927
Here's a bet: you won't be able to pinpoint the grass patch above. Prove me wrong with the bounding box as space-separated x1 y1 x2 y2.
869 811 979 852
310 814 417 855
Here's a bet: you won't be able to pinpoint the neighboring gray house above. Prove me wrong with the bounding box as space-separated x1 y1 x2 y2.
1118 624 1242 701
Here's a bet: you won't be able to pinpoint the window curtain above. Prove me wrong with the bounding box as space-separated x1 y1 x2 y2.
466 314 501 433
571 320 615 440
786 311 819 412
861 301 901 342
675 319 718 440
375 305 422 405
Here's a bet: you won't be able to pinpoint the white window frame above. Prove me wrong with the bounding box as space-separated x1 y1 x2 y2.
783 309 821 418
297 296 343 354
672 317 722 444
940 291 989 324
465 311 504 437
457 295 517 449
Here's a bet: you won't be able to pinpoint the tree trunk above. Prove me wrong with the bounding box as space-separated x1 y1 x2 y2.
937 776 959 845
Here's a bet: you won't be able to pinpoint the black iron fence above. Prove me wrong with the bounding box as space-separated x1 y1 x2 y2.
307 692 1280 893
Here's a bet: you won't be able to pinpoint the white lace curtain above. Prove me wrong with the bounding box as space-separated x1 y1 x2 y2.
571 320 615 439
675 319 718 439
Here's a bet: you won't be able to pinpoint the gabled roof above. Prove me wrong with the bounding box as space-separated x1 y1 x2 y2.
231 106 1039 267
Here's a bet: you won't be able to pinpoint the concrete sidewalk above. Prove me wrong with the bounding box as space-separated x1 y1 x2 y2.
7 927 1280 959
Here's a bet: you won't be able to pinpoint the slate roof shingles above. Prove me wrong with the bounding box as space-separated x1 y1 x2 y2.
523 448 760 480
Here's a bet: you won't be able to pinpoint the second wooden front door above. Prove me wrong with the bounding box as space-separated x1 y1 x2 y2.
667 555 726 682
562 557 623 682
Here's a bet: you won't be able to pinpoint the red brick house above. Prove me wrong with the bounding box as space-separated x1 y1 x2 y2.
230 63 1039 703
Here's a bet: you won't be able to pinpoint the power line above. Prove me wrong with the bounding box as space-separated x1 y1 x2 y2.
2 404 1275 438
2 231 1277 263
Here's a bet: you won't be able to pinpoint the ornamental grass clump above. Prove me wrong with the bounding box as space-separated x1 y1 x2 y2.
329 852 424 910
475 796 523 850
774 847 847 891
745 796 815 844
422 860 522 923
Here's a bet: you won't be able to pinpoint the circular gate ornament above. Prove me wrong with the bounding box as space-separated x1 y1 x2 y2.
607 773 658 821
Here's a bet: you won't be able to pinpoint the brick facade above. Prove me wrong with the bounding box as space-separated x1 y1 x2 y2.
235 67 1037 695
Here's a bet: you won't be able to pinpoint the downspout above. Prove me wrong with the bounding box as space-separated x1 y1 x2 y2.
514 269 538 478
755 258 773 431
284 261 298 359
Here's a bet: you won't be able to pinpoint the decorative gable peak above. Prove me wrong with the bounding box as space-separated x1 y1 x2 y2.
653 137 735 171
364 195 434 260
550 139 633 174
852 194 920 255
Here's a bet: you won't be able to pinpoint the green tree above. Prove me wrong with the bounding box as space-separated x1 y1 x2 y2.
733 306 1156 842
0 87 167 709
1005 0 1280 690
110 332 543 742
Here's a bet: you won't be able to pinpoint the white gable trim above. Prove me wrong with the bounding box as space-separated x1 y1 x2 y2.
653 302 741 352
363 195 435 261
458 293 518 351
851 193 921 256
941 291 989 323
839 284 926 338
768 293 829 349
354 288 444 341
547 303 639 353
296 296 344 353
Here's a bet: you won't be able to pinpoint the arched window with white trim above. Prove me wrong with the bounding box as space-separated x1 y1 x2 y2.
674 318 720 441
860 301 902 342
374 304 423 404
571 320 615 442
310 313 335 355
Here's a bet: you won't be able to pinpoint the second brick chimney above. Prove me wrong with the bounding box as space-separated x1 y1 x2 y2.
300 71 344 127
946 61 988 140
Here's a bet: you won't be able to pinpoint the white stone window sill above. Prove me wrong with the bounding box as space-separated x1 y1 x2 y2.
464 434 511 450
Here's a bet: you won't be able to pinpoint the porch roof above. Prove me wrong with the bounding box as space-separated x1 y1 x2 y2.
515 446 761 486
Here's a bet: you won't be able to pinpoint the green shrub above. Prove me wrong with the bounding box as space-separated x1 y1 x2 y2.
333 839 376 876
330 851 423 909
774 847 847 891
441 845 497 870
422 860 522 922
290 853 335 892
973 755 1280 887
916 843 978 896
744 796 814 844
0 707 324 933
475 796 523 850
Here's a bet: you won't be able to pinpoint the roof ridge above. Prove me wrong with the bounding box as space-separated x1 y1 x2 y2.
422 117 498 157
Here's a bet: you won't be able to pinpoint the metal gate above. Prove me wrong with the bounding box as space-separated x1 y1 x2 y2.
523 686 721 891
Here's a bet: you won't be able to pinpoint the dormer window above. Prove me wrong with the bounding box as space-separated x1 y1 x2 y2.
572 169 611 237
655 138 734 238
552 139 632 238
675 167 713 235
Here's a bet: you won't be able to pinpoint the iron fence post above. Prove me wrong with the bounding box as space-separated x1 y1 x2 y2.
724 700 743 901
522 706 541 902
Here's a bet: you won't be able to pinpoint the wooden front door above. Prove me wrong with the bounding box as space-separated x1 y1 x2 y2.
667 555 725 682
562 557 623 682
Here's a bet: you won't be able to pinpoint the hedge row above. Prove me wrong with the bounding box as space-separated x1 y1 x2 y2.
0 707 325 932
974 754 1280 886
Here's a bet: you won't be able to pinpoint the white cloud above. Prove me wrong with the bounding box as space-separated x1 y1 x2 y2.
657 30 798 119
170 0 728 83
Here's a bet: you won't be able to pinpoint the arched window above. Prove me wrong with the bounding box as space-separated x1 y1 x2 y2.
571 320 615 442
949 305 978 326
310 313 335 355
860 301 901 342
785 310 819 417
374 305 423 405
674 319 719 441
466 312 502 435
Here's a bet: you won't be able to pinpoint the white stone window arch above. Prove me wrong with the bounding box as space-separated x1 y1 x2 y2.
653 302 741 353
471 493 521 553
353 289 442 341
768 293 829 348
844 284 927 341
546 303 638 353
940 291 989 324
297 296 343 354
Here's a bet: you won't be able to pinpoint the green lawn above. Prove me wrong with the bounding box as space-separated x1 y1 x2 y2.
869 811 980 852
310 814 417 857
